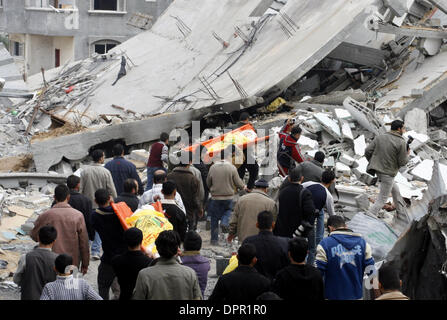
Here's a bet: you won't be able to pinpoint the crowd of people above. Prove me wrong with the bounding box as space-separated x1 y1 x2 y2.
11 113 411 301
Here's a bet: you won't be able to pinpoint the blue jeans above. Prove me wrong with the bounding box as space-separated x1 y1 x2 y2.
208 199 233 241
306 209 324 266
91 232 102 256
145 167 166 191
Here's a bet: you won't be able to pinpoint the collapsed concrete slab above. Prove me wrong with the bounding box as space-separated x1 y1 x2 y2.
0 173 68 189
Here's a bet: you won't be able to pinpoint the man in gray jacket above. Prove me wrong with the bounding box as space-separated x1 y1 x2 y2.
365 120 409 217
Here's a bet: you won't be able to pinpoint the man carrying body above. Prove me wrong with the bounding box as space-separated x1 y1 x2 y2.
365 120 409 218
115 178 139 212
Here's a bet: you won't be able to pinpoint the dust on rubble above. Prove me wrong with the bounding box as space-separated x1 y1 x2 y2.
31 123 85 142
0 154 33 172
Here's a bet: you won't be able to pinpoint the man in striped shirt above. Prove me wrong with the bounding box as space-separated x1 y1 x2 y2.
40 254 102 300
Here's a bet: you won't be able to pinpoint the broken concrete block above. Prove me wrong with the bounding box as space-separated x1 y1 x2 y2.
323 156 335 168
429 129 447 142
7 206 34 218
20 223 34 233
334 108 352 120
410 89 424 98
339 154 356 167
314 113 342 140
411 159 434 181
20 196 49 206
129 149 149 163
54 161 73 175
298 135 319 149
340 120 354 141
359 173 377 186
336 162 351 177
355 194 370 211
354 135 366 156
419 37 443 56
404 108 428 134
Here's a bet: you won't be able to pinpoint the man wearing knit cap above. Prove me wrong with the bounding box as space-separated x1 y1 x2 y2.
228 178 277 243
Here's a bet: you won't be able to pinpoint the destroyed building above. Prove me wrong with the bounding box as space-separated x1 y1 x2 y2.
0 0 173 78
1 0 447 300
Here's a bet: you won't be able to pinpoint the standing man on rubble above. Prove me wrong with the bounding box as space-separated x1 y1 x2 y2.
80 149 117 260
105 144 144 196
229 112 259 192
277 121 307 177
365 120 409 218
145 132 170 191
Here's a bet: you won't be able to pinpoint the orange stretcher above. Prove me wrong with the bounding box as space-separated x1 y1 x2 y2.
184 123 270 162
111 201 164 253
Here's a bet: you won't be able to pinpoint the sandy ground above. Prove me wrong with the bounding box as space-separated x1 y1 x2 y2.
0 220 226 300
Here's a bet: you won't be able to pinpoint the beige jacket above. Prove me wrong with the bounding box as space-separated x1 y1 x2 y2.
207 160 245 200
31 203 90 269
229 190 278 242
376 291 410 300
80 163 117 208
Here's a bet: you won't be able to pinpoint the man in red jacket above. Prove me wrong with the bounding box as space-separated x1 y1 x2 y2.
277 123 306 177
145 132 169 191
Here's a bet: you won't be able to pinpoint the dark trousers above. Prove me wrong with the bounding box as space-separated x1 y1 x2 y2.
186 209 198 232
98 261 119 300
238 162 259 190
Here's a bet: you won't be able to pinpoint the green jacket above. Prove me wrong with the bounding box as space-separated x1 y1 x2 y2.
365 131 408 177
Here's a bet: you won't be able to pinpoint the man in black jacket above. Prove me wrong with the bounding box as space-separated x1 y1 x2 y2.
115 179 139 212
274 166 316 238
111 228 152 300
208 243 270 301
67 175 94 242
161 181 187 242
272 237 324 300
92 189 127 300
242 211 290 281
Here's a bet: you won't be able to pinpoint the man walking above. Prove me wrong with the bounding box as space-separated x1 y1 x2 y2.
274 167 315 239
229 112 259 192
139 169 186 212
80 149 117 260
242 211 289 281
160 181 188 242
302 169 336 266
133 230 202 300
208 243 270 301
277 124 307 177
105 143 143 196
146 132 169 191
316 215 375 300
272 237 324 300
168 151 202 231
365 120 409 217
228 179 277 243
115 178 140 212
91 189 128 300
207 146 245 245
31 185 90 274
66 175 95 244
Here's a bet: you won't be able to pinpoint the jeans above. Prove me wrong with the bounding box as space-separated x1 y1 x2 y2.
145 167 166 191
208 199 233 241
98 261 119 300
91 232 102 256
306 209 324 267
368 173 406 216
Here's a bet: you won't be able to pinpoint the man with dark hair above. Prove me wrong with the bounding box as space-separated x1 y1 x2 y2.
376 263 409 300
31 185 89 274
80 149 117 260
168 151 202 231
277 123 307 177
115 178 139 212
146 132 170 191
105 143 144 196
228 179 277 243
40 254 102 300
111 228 153 300
316 215 375 300
207 146 245 245
365 119 409 218
228 112 259 192
181 231 210 297
91 189 127 300
14 226 58 300
66 175 94 243
272 237 324 300
242 211 289 280
209 243 270 300
274 166 315 239
133 230 202 300
160 180 187 242
139 169 186 212
302 169 336 266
